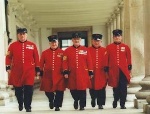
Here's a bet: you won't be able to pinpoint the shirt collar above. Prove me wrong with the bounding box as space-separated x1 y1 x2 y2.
18 40 27 43
73 45 80 48
92 45 101 49
50 47 58 51
114 42 121 45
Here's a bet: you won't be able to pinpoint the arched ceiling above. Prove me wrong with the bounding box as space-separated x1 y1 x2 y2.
12 0 123 28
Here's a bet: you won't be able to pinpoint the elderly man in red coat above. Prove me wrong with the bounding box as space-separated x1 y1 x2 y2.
63 32 93 110
105 29 132 109
39 35 65 111
88 34 107 109
5 28 40 112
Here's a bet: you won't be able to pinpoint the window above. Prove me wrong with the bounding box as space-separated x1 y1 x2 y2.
58 31 88 50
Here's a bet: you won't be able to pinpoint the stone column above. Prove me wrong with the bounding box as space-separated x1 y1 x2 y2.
113 20 116 30
0 0 15 106
134 0 150 109
110 20 113 43
32 28 41 89
123 0 130 44
141 0 150 113
123 0 145 102
0 0 7 82
106 22 111 44
146 96 150 114
33 29 40 53
120 1 124 31
119 2 125 43
115 8 121 29
40 27 51 51
112 14 117 30
106 20 112 44
8 6 17 41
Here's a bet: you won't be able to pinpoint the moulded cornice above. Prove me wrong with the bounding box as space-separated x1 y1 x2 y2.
8 1 38 29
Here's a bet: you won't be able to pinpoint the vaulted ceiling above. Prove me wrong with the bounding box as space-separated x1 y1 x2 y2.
13 0 122 28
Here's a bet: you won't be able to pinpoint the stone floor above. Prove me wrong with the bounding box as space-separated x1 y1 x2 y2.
0 86 144 114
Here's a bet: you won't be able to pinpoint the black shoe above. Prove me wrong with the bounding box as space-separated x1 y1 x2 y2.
113 101 117 108
91 99 96 107
19 105 23 111
55 107 60 111
74 101 78 110
49 102 54 109
120 106 126 109
26 109 31 112
79 107 85 110
98 105 103 109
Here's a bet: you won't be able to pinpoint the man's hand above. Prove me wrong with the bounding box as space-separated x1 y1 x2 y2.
7 69 11 74
36 75 41 80
128 65 132 70
36 72 40 76
63 70 69 78
64 74 69 79
90 75 94 79
88 71 94 78
104 66 109 72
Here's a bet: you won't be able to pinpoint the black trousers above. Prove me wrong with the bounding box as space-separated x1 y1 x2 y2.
45 91 64 108
89 87 106 106
14 85 33 110
70 90 86 108
113 70 128 107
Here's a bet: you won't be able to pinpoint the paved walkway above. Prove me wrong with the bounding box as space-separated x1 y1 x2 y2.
0 87 144 114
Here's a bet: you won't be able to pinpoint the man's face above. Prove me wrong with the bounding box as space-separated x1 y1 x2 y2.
72 37 81 47
113 35 122 43
17 32 27 42
49 40 58 49
92 39 102 48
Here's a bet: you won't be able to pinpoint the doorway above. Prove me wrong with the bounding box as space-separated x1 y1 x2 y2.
58 31 88 50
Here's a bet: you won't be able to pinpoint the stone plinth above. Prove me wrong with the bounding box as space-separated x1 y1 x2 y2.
134 78 150 109
0 82 15 106
127 76 144 101
134 99 147 109
144 95 150 114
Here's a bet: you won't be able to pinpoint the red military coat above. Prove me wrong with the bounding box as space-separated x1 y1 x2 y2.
5 41 40 87
88 46 107 90
106 43 132 87
40 48 65 92
63 45 93 90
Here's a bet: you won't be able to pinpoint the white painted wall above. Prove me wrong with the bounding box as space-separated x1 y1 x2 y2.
92 25 107 47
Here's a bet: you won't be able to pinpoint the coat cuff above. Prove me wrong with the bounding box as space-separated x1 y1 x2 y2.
104 66 109 72
35 67 40 72
128 65 132 70
88 71 94 76
63 70 69 75
40 70 43 77
6 65 10 71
